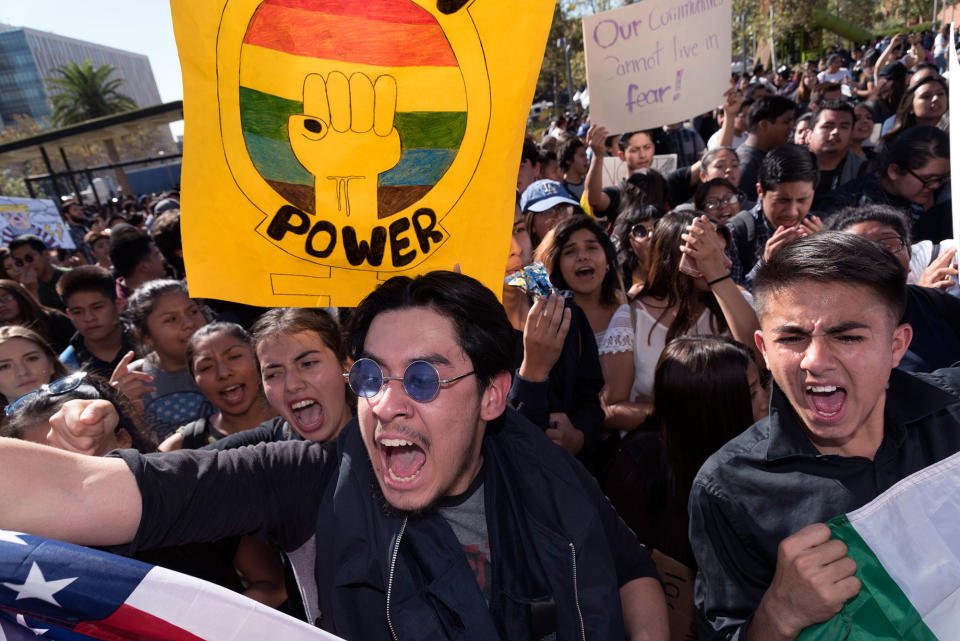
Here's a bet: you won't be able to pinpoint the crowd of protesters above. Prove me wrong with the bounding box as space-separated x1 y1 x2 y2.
0 30 959 641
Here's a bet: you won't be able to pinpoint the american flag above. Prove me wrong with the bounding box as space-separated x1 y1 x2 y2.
0 530 341 640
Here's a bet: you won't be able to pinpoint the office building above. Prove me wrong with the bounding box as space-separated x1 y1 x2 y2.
0 24 161 127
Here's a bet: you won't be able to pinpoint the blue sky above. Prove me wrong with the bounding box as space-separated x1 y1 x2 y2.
1 1 184 133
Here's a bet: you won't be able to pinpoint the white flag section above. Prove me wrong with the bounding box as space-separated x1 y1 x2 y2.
798 451 960 640
583 0 731 134
0 530 344 640
951 25 960 243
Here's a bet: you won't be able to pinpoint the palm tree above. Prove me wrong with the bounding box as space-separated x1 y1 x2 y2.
45 59 138 127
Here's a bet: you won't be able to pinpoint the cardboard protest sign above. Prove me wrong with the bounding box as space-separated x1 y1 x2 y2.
652 550 696 641
171 0 554 306
0 197 75 250
583 0 731 135
602 154 678 188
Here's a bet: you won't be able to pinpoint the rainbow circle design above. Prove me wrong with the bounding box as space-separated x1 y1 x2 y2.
238 0 468 218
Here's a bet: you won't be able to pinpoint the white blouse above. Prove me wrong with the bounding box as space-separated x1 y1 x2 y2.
599 292 753 403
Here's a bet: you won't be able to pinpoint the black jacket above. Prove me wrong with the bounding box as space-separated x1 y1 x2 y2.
118 409 656 640
689 367 960 640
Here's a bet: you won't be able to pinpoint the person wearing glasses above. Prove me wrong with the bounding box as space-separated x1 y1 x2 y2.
817 126 951 243
0 271 669 641
694 178 743 226
8 235 70 311
824 204 960 373
612 203 662 297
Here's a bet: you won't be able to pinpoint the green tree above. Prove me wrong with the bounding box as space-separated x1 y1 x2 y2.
45 59 138 127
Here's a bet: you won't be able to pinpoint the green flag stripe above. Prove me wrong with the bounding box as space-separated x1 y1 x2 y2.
393 111 466 148
239 87 466 148
797 515 939 641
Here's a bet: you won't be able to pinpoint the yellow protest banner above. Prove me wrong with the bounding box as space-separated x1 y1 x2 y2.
172 0 554 306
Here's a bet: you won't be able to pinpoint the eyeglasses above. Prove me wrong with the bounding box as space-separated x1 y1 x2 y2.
5 371 88 417
872 235 907 254
703 194 741 211
344 358 475 403
630 223 653 239
906 168 949 188
13 254 35 268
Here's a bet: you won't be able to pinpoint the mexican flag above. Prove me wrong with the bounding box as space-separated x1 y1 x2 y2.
798 450 960 640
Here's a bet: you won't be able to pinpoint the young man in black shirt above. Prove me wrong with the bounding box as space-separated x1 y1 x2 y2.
0 272 669 641
57 265 136 379
807 101 866 203
690 233 960 641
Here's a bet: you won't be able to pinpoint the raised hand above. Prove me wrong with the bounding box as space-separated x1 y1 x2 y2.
46 398 121 457
918 247 959 290
518 294 571 382
763 225 804 262
753 523 860 639
585 125 609 155
681 215 731 281
546 412 584 455
289 72 402 219
109 350 155 411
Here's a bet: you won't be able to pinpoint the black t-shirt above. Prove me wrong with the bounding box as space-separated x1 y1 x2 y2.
736 144 766 194
816 164 845 199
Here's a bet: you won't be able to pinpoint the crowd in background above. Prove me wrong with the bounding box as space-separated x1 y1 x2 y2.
0 27 959 640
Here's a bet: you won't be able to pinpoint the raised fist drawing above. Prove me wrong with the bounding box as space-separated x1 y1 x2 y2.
289 72 401 218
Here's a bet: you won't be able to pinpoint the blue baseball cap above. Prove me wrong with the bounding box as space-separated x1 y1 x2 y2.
520 180 579 213
577 123 591 137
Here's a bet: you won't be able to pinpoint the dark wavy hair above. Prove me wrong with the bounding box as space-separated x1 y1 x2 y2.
884 75 948 142
655 336 755 498
878 124 949 174
0 373 156 453
754 231 907 323
540 215 623 309
640 210 726 345
612 204 661 293
347 272 514 391
0 279 70 349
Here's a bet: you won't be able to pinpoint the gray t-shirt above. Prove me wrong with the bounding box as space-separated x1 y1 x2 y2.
437 475 492 602
130 354 214 443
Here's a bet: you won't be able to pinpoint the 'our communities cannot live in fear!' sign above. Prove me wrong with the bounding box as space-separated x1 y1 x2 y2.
172 0 553 307
583 0 732 135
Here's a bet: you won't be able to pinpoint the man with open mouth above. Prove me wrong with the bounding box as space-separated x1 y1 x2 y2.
690 232 960 641
0 272 668 640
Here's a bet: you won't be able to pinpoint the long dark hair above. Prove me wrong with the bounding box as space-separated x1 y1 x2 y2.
884 75 946 141
0 280 67 348
655 336 755 498
639 211 726 345
612 204 660 292
541 215 622 309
